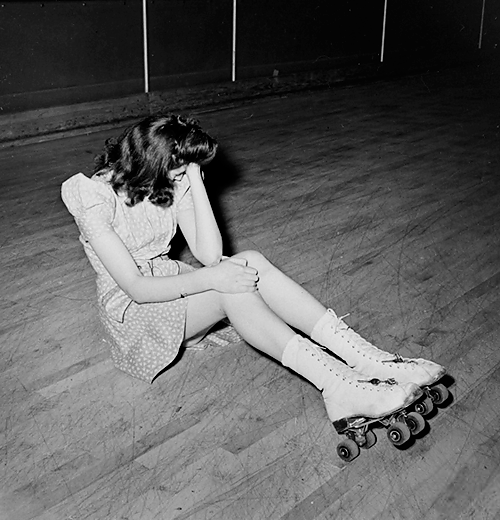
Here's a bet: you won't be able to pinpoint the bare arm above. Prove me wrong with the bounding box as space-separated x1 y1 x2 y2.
177 163 223 266
89 229 258 304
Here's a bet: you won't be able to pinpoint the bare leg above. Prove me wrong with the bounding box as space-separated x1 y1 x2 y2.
231 250 327 336
183 284 422 427
184 288 295 360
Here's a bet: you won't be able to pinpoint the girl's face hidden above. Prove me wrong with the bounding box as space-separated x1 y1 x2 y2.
168 165 187 182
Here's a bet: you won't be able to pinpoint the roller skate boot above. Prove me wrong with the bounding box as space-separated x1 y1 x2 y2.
282 335 425 462
311 309 450 416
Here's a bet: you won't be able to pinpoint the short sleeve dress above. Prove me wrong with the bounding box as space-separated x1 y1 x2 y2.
61 171 197 383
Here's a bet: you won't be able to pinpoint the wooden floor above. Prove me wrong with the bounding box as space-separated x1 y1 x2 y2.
1 63 500 520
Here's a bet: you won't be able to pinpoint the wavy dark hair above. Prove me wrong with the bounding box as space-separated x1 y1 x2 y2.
94 114 218 207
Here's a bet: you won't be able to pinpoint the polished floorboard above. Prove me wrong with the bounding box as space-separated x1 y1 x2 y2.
1 63 500 520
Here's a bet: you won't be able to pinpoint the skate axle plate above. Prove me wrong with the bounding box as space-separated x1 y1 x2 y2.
333 408 412 436
333 382 451 462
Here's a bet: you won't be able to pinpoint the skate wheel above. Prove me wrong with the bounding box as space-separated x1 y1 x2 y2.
414 396 434 417
361 430 377 449
405 411 426 435
337 439 360 462
429 384 449 406
387 422 411 447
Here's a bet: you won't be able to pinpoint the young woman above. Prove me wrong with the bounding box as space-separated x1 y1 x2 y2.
61 114 444 433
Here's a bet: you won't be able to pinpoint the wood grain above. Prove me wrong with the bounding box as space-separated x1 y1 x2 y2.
1 64 499 519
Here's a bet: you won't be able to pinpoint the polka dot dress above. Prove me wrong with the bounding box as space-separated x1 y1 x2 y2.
61 171 196 383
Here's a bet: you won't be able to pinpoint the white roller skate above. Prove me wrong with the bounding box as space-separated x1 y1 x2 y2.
282 335 426 462
311 309 450 418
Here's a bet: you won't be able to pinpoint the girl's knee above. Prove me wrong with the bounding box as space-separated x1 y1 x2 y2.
232 250 270 271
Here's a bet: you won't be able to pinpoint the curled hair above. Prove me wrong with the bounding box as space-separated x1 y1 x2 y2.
94 114 218 207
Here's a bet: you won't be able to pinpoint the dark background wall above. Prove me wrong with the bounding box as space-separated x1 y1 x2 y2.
0 0 497 115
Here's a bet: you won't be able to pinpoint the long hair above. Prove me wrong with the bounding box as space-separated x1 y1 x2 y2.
94 114 218 207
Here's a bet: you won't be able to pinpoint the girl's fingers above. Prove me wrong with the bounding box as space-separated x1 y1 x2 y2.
242 274 258 284
247 276 259 288
227 257 247 267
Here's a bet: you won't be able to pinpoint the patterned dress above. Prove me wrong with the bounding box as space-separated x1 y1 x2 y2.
61 171 196 383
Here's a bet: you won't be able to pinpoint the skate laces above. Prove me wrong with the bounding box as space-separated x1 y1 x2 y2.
330 310 412 363
311 343 396 385
331 312 383 351
313 343 335 361
381 353 415 365
331 312 351 334
357 377 397 386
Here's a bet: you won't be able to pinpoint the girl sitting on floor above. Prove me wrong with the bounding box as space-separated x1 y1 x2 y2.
61 114 444 430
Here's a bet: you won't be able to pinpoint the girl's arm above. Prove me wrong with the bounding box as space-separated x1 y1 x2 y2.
177 163 223 266
89 229 257 304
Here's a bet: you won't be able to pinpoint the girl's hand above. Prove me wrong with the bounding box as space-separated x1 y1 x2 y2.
205 258 259 293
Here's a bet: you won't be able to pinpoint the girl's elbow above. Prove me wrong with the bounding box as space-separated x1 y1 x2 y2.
123 279 148 304
130 292 148 305
199 250 223 266
125 288 145 304
193 244 222 266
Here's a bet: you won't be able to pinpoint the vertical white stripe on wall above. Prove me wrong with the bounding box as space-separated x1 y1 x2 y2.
380 0 388 62
478 0 486 49
232 0 237 81
143 0 150 93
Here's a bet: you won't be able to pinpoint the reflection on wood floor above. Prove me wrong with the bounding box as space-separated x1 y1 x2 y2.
1 62 500 519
